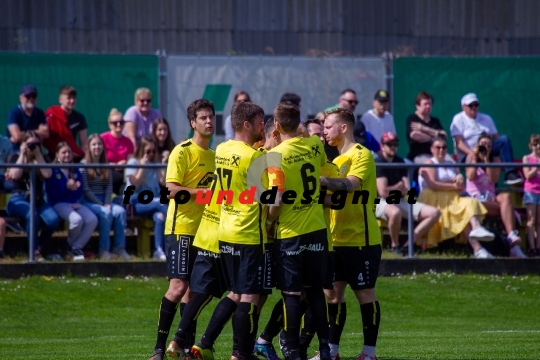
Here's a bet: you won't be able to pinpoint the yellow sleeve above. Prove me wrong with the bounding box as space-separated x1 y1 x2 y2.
347 149 370 181
166 146 187 184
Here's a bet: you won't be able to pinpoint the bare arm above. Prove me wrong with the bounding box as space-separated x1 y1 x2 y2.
320 175 361 193
420 163 460 191
34 151 52 179
465 153 478 180
8 152 26 180
522 155 538 179
376 177 406 198
79 129 88 152
267 201 283 222
124 122 137 148
8 125 25 144
35 124 49 140
486 157 501 184
410 131 433 143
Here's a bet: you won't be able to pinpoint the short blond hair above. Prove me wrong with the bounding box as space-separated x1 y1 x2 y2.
108 108 123 123
134 87 152 102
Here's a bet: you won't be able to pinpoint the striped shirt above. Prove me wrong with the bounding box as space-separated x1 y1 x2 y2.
80 159 113 205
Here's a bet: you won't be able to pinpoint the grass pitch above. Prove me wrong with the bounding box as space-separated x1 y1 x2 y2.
1 272 538 359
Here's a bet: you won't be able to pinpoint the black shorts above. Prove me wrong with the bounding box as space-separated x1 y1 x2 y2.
324 251 335 290
166 234 198 280
334 245 382 290
219 241 265 295
274 228 328 292
260 242 275 295
189 250 227 298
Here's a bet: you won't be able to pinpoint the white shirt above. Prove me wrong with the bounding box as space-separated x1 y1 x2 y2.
418 157 458 191
361 110 396 144
450 111 498 161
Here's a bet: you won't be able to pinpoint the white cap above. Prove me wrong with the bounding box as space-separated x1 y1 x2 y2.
461 93 479 106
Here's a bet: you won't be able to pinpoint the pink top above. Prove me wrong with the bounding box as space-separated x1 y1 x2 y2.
466 166 496 199
100 132 134 163
524 155 540 194
123 105 162 142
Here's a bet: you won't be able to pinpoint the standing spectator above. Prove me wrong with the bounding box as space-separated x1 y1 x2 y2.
6 85 49 151
80 134 131 260
151 118 175 163
224 91 251 141
324 89 360 161
44 86 87 160
6 131 60 260
0 135 14 190
125 137 167 260
361 90 396 144
406 91 447 162
522 134 540 257
418 137 496 257
450 93 522 184
353 119 381 155
375 132 440 253
45 142 98 260
101 109 134 195
124 88 162 148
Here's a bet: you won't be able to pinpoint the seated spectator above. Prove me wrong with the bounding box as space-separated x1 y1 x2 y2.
450 93 522 185
406 91 447 162
0 135 14 191
45 142 98 260
125 137 167 260
80 134 131 260
151 118 175 164
418 137 496 258
0 218 6 259
5 131 60 260
124 88 162 148
375 132 440 253
521 134 540 257
465 133 525 258
224 91 251 141
101 109 134 195
361 90 396 143
7 85 49 151
43 86 87 161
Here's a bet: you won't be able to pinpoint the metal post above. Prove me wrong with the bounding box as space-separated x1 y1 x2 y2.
407 167 415 258
28 167 36 262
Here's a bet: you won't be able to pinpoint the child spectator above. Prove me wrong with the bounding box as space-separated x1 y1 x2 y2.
125 136 167 260
46 142 98 260
151 118 175 164
101 109 134 194
80 134 131 260
124 88 162 148
5 131 60 260
522 134 540 257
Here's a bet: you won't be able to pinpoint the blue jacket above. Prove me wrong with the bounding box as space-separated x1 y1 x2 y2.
45 168 83 206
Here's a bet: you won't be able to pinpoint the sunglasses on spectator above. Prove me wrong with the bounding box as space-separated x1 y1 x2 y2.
139 99 152 104
342 99 358 105
111 120 125 127
384 142 399 147
25 94 37 99
468 103 479 108
531 142 540 147
145 150 156 155
434 145 448 150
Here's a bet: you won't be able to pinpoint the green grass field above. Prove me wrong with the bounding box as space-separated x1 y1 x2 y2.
1 272 538 359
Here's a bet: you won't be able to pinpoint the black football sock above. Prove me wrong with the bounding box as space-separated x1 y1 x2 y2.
299 307 316 349
304 287 330 351
360 301 381 347
282 293 302 350
329 302 347 346
200 296 237 349
174 293 212 349
259 298 284 342
231 311 238 353
155 297 179 351
235 302 258 360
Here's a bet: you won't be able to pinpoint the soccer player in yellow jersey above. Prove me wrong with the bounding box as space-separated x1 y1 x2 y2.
149 99 216 360
191 102 267 360
266 102 331 360
321 108 382 360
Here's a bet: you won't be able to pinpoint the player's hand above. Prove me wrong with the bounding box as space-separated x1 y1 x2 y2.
162 151 170 164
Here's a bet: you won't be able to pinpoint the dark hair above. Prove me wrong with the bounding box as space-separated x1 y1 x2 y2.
59 85 77 97
529 134 540 145
280 93 301 107
187 99 215 128
415 91 434 106
430 136 447 146
324 108 355 127
303 119 322 128
274 102 300 133
264 118 276 138
134 136 158 162
340 88 356 97
477 132 492 144
22 130 43 163
234 91 251 103
55 141 72 162
84 134 109 182
231 102 264 131
152 118 175 152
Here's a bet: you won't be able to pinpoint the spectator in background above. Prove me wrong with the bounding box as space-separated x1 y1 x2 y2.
7 85 49 151
361 90 396 144
353 120 381 156
520 134 540 257
0 135 14 191
314 112 325 123
44 86 87 160
225 91 251 140
406 91 446 162
418 137 495 258
124 88 162 148
152 118 175 164
80 134 131 260
304 119 324 143
324 88 358 113
125 137 167 260
45 142 98 260
465 133 525 258
375 132 440 254
451 93 522 185
280 93 303 121
101 109 134 195
6 130 60 261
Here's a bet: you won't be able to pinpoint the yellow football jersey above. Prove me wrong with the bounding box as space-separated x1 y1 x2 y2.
321 161 339 250
165 139 216 236
216 140 268 245
330 144 381 247
268 136 326 239
193 173 221 253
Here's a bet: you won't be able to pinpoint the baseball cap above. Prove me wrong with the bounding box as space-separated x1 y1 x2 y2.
381 131 398 144
374 90 389 102
353 120 367 144
20 84 38 96
461 93 479 106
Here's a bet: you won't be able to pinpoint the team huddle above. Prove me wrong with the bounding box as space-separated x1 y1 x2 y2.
148 99 382 360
